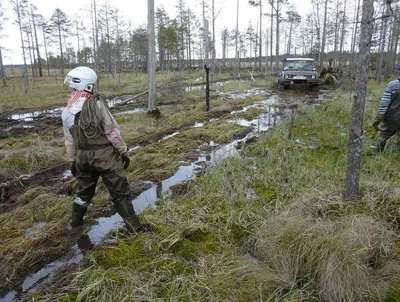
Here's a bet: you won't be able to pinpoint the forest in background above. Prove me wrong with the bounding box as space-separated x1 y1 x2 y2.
0 0 400 89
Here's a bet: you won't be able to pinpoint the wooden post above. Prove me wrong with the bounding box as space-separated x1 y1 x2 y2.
204 19 210 111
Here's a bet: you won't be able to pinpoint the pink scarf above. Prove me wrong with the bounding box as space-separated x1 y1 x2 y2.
66 90 92 108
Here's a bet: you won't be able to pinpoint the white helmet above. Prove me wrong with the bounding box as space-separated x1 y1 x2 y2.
64 66 97 93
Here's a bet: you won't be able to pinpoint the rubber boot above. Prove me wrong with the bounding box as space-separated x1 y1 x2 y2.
115 198 141 232
71 203 87 227
377 139 387 153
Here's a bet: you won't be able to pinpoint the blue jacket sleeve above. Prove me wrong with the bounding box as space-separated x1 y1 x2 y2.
378 80 400 114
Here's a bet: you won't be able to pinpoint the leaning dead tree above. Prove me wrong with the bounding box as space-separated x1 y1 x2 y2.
344 0 375 200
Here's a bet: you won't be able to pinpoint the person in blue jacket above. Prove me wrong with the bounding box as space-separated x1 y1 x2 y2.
372 65 400 152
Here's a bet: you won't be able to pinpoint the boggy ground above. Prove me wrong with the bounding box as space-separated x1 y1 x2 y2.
0 74 327 299
18 78 400 301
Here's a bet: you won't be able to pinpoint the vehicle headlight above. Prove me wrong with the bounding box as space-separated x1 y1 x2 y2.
311 75 316 79
284 75 289 79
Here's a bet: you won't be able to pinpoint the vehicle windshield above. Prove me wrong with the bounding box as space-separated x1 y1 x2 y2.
283 60 315 71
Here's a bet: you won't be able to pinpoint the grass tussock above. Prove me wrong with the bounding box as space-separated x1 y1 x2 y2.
247 203 398 301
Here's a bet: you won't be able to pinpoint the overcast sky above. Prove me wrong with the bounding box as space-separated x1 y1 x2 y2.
1 0 312 65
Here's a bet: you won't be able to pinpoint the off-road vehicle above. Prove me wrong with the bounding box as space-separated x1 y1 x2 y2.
277 58 320 90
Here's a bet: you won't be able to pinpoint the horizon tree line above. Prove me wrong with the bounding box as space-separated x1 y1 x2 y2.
0 0 399 88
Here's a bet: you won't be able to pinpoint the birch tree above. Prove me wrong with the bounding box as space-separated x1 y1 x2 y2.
0 0 7 86
345 0 375 200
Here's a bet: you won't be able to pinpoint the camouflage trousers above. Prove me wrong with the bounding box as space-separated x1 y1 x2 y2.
73 146 130 207
378 119 400 152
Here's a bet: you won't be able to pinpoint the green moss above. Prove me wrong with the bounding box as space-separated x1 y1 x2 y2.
170 238 199 260
57 294 77 302
154 257 195 276
254 182 278 201
183 228 221 254
92 234 156 270
228 223 249 245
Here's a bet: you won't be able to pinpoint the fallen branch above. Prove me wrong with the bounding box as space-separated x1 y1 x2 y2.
110 90 149 109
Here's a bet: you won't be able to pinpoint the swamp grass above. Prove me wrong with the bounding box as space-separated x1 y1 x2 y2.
0 69 237 112
0 76 273 296
32 79 400 301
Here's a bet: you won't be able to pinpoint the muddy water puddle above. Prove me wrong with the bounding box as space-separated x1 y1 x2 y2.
1 98 141 137
0 89 329 301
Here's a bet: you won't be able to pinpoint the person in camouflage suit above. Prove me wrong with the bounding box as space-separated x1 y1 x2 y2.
62 66 145 232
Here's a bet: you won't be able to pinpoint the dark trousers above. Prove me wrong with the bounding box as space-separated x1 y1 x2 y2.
74 146 130 206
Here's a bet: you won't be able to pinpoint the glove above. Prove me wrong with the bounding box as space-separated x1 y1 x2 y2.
372 113 384 131
121 152 130 170
70 161 77 177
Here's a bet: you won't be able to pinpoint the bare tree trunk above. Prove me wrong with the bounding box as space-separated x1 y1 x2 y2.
376 4 389 83
234 0 239 79
338 0 347 67
76 22 80 59
320 0 328 69
385 17 394 79
392 13 399 70
259 0 262 70
204 19 210 111
212 0 216 77
26 30 35 78
15 0 29 92
345 0 375 200
188 10 192 68
41 24 50 76
29 22 38 77
0 47 6 86
275 0 280 70
287 23 292 54
31 7 43 77
93 0 100 89
333 0 340 54
351 0 361 55
270 1 273 70
57 23 64 75
147 0 156 111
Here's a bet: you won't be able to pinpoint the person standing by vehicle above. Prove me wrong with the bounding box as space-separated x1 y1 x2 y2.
372 66 400 152
62 66 146 232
